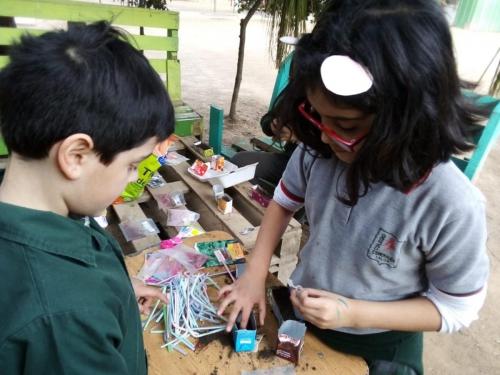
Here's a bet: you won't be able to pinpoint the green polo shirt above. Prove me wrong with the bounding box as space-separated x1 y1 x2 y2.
0 201 147 375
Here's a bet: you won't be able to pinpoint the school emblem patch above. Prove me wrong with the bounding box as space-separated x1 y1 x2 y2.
367 228 401 268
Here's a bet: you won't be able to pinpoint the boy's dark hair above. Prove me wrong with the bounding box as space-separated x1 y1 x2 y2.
0 21 174 164
275 0 484 205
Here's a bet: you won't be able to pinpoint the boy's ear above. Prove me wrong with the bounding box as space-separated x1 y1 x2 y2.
55 133 95 180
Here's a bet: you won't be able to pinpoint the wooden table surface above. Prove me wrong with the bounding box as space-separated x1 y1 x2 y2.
124 231 368 375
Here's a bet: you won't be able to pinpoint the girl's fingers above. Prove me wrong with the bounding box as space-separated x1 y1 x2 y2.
258 299 266 326
217 284 234 300
239 305 252 329
226 303 244 332
217 290 237 316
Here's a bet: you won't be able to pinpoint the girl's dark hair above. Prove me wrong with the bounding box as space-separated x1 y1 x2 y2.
274 0 483 205
0 21 174 164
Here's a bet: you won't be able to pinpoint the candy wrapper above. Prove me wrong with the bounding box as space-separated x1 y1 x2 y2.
191 159 208 176
137 245 209 285
194 240 245 267
210 155 225 171
119 135 178 202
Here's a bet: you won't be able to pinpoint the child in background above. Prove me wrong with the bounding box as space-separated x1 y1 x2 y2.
218 1 490 374
0 22 171 374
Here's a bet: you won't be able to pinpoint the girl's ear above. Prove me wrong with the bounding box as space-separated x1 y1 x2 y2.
55 133 95 180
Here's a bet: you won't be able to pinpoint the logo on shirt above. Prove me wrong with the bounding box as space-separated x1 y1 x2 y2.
367 228 402 268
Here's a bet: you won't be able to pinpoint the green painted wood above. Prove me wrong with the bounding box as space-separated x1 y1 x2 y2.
0 56 9 69
454 0 500 32
167 29 178 59
221 144 237 159
0 136 8 156
0 0 179 29
269 52 293 109
463 98 500 180
209 105 224 155
148 59 168 74
451 156 468 172
0 27 178 52
166 59 181 101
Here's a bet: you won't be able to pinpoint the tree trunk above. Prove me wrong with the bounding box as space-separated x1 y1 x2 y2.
228 0 262 121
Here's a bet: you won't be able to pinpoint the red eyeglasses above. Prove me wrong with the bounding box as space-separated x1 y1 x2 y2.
298 101 369 152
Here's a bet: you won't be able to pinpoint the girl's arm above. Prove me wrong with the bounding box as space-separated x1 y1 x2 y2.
290 288 442 331
217 200 294 331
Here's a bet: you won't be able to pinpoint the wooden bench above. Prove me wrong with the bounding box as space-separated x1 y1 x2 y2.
0 0 203 156
107 136 302 284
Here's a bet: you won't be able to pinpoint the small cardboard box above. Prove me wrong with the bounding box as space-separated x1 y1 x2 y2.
194 142 214 158
276 320 306 365
217 194 233 214
232 312 257 352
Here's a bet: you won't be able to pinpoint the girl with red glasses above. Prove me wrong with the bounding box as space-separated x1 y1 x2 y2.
218 1 489 374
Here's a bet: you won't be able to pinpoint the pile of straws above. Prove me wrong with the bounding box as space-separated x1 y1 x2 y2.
143 273 227 355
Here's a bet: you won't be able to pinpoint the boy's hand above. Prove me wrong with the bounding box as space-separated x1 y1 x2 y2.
290 288 353 329
217 273 266 332
130 277 169 315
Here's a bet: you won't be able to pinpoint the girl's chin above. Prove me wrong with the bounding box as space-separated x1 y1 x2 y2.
331 149 357 164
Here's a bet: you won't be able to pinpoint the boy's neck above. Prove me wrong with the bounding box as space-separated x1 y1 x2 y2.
0 155 69 216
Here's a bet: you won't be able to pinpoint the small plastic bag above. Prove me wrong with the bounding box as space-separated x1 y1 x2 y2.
156 191 187 211
166 208 200 227
164 151 189 166
177 225 205 238
118 218 160 242
164 244 209 273
137 252 185 284
136 245 209 284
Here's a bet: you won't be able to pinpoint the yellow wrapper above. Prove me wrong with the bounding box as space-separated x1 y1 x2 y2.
120 154 162 202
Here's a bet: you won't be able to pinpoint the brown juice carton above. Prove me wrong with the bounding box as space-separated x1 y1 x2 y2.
276 320 307 365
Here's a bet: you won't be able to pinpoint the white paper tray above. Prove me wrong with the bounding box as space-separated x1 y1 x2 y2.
187 160 238 181
208 163 258 188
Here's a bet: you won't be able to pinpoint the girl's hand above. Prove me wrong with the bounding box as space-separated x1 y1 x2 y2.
217 273 266 332
130 277 169 315
290 288 353 329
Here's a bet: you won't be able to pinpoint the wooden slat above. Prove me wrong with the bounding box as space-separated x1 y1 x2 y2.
0 0 179 29
231 181 302 230
0 27 178 52
149 58 168 74
179 135 210 161
166 59 181 101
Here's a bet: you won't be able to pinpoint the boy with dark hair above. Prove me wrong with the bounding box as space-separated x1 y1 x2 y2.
0 21 172 374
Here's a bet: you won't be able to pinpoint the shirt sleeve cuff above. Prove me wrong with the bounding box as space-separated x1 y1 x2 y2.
423 282 488 333
273 180 304 212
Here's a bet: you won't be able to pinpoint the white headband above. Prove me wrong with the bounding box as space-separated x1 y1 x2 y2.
320 55 373 96
279 36 299 46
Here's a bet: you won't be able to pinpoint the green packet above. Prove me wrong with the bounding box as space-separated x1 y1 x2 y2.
194 240 246 267
121 154 162 202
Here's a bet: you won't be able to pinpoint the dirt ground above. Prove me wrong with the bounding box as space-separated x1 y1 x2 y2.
166 1 500 374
